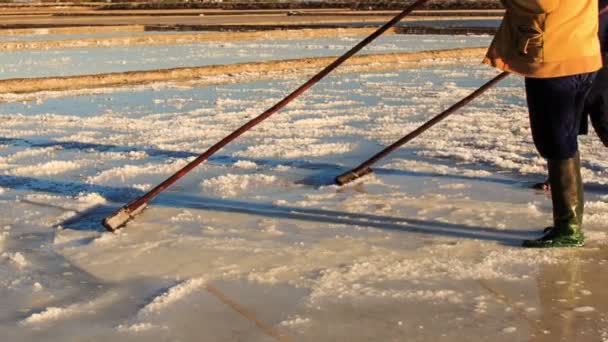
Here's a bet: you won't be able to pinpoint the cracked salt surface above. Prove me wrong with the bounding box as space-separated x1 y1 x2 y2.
0 55 607 341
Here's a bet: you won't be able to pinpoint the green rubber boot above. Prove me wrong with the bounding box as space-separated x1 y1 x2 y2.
523 152 585 248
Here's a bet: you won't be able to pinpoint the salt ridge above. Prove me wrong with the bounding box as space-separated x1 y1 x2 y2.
138 278 206 316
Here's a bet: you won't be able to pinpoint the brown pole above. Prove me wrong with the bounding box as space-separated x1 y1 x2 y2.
103 0 430 231
335 72 510 186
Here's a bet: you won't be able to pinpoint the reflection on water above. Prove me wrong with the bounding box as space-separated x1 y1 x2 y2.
532 247 608 341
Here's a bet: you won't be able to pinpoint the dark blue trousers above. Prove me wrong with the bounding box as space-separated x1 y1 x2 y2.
583 67 608 146
525 72 597 160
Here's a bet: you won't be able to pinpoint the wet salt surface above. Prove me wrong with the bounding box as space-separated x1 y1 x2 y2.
0 61 607 341
0 34 491 79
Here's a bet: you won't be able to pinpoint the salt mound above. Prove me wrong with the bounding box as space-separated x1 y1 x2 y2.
201 173 283 198
22 307 76 325
21 292 118 325
138 278 205 316
75 192 107 205
233 160 258 169
235 140 354 159
116 323 168 333
8 160 81 176
2 252 28 269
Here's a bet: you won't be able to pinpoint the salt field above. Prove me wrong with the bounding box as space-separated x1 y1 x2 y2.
1 17 607 342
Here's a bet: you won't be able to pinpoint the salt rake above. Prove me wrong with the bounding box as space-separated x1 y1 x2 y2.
103 0 429 231
335 71 510 186
336 7 606 186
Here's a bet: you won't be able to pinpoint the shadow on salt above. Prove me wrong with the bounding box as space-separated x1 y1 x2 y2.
5 174 540 246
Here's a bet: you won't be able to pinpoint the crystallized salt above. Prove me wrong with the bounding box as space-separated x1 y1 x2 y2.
280 316 311 326
8 161 81 177
3 252 28 269
138 278 206 316
233 160 258 169
75 192 107 205
116 323 168 333
21 307 74 325
3 46 608 341
201 174 282 198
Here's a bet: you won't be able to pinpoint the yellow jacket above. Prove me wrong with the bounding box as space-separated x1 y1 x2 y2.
484 0 602 78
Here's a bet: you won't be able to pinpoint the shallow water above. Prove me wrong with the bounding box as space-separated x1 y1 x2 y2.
0 34 491 79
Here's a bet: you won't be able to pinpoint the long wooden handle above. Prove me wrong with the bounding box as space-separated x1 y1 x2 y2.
336 72 510 186
103 0 430 231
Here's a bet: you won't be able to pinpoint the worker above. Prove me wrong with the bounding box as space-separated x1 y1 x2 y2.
484 0 603 247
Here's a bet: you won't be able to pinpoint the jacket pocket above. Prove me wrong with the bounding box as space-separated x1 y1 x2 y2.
507 11 546 62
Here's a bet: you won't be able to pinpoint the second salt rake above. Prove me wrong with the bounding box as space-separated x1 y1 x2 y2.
335 71 510 186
